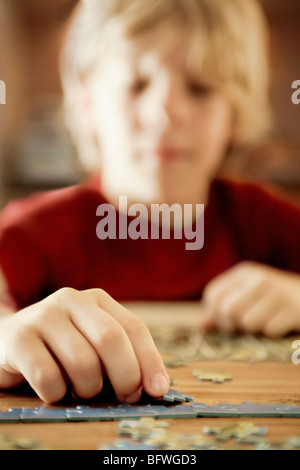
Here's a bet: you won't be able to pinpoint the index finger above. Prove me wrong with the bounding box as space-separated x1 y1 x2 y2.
83 289 170 398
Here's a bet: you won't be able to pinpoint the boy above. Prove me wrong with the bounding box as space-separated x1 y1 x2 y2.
0 0 299 404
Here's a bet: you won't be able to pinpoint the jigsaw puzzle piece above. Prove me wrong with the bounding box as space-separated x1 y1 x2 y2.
237 402 279 417
151 404 198 419
161 389 194 403
161 390 185 403
203 422 266 443
190 402 239 417
176 391 194 403
20 407 67 422
66 406 113 421
192 370 232 384
100 441 158 451
142 388 194 404
118 418 169 440
215 404 240 417
0 408 21 423
275 404 300 417
109 404 158 420
189 402 212 417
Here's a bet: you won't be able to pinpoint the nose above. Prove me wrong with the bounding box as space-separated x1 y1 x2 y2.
141 72 189 133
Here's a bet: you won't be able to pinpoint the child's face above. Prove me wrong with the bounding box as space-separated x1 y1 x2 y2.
88 21 233 207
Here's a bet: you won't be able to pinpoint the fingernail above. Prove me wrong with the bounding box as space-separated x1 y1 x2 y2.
150 373 169 396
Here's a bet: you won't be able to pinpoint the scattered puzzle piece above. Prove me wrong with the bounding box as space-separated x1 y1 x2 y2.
203 423 266 442
286 436 300 448
188 435 217 450
118 418 169 440
0 434 50 450
255 440 297 450
0 435 20 450
149 324 298 364
14 437 40 450
192 370 232 384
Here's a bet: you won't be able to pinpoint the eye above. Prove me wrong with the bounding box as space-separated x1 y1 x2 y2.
130 78 149 95
186 81 212 98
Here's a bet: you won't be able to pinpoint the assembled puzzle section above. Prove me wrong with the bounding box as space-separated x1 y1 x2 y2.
1 388 300 423
1 400 300 423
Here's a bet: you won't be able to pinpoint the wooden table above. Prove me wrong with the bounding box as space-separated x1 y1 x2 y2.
0 302 299 450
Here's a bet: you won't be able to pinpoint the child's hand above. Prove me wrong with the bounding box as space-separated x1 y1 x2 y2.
0 288 169 403
200 262 300 337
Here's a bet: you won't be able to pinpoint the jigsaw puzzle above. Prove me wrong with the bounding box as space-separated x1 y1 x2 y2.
1 388 300 423
147 322 299 364
1 399 300 423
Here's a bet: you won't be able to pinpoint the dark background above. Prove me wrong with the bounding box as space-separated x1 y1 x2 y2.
0 0 299 208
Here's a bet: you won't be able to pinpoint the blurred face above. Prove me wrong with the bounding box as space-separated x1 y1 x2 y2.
87 21 233 207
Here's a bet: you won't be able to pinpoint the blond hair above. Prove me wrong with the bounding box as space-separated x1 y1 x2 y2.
61 0 272 171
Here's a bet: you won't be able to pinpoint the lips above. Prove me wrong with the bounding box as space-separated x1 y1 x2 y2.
137 140 191 165
154 147 187 162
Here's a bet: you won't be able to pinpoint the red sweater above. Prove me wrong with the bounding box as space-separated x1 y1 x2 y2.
0 177 299 309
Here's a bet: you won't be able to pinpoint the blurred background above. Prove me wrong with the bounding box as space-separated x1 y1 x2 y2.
0 0 300 209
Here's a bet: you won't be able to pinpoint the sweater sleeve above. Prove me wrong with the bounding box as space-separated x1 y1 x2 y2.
254 186 300 272
0 182 104 309
223 180 300 274
0 196 51 309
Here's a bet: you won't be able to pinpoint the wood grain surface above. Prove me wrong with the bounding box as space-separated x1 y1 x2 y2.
0 302 299 450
